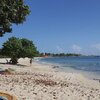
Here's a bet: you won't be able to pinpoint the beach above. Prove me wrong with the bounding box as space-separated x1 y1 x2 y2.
0 58 100 100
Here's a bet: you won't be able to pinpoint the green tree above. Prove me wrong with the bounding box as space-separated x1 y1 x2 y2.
1 37 39 64
0 0 30 36
21 38 39 58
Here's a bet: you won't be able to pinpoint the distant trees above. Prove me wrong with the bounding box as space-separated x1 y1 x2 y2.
1 37 39 64
0 0 30 36
40 52 82 57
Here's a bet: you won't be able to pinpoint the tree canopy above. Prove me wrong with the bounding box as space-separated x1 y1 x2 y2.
1 37 39 64
0 0 30 36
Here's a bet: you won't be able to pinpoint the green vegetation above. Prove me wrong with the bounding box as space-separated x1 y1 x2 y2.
40 53 82 57
0 1 40 64
1 37 39 64
0 0 30 36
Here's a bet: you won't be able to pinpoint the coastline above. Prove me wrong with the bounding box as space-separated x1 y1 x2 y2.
37 57 100 80
0 58 100 100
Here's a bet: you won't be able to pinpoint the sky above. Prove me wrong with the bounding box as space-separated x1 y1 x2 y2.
1 0 100 55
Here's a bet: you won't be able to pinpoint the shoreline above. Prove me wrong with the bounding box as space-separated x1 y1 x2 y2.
36 57 100 80
0 58 100 100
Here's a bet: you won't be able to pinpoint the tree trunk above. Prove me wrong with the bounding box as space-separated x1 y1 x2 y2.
11 58 18 64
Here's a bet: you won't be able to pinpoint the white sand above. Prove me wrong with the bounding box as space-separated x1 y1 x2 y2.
0 58 100 100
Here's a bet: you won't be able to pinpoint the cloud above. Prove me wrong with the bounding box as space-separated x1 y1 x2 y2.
92 43 100 50
56 46 64 53
71 44 82 52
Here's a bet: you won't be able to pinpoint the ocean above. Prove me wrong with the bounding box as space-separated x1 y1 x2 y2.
37 56 100 79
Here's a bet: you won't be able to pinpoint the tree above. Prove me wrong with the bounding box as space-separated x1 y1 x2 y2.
1 37 39 64
0 0 30 36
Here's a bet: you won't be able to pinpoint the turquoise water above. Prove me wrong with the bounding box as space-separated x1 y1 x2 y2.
39 56 100 78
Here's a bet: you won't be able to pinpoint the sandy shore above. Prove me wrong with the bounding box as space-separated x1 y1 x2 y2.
0 58 100 100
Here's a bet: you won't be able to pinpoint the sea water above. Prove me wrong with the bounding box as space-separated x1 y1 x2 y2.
38 56 100 79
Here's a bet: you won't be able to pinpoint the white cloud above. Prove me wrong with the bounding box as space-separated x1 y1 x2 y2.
71 44 82 52
92 43 100 50
56 46 64 53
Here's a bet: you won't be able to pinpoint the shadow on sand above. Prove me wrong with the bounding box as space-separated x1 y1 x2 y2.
0 62 27 67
